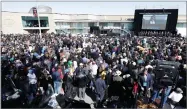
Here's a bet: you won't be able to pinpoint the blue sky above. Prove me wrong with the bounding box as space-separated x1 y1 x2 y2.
2 2 186 15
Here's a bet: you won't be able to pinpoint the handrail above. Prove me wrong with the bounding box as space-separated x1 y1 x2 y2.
120 28 132 37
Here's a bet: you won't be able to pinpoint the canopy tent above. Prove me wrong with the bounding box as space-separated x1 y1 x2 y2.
176 27 186 37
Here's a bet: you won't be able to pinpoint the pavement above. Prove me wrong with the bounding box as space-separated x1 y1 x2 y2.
163 103 185 109
72 88 186 109
73 88 96 108
74 93 95 104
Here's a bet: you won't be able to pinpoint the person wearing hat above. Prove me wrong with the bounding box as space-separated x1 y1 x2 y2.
168 88 183 109
113 70 123 82
109 70 123 100
67 60 75 75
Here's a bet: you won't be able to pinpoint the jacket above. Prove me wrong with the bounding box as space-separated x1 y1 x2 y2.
52 71 61 82
95 78 106 95
138 73 152 88
64 72 73 84
77 73 88 88
106 72 112 85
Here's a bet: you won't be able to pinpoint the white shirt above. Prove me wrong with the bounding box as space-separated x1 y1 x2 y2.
29 46 33 52
2 47 5 52
83 43 87 48
121 58 128 65
168 91 183 102
78 48 82 53
73 61 78 69
144 38 147 43
27 73 37 84
91 64 98 76
58 47 62 52
144 75 147 81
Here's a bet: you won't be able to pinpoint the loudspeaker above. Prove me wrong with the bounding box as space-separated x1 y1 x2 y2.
56 94 66 108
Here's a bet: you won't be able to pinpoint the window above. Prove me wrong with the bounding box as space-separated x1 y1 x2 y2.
77 29 83 33
88 22 95 27
108 23 114 26
114 23 121 27
70 23 78 27
121 22 133 30
62 22 70 26
177 23 183 27
183 23 186 27
77 22 83 28
177 23 186 28
82 23 88 27
22 16 49 27
99 22 108 27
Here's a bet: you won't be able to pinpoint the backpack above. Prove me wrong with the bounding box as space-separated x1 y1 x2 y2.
159 76 173 87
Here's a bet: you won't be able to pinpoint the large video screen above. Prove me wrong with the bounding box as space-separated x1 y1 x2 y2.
142 14 168 30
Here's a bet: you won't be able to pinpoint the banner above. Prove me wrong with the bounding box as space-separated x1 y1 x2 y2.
33 7 38 17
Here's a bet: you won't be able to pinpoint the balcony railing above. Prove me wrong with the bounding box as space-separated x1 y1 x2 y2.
102 26 121 29
23 27 50 30
55 26 90 29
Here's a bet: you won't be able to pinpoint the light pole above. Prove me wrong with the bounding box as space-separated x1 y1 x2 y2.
36 3 42 39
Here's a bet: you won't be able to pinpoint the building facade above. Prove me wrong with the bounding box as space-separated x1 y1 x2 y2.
1 6 186 35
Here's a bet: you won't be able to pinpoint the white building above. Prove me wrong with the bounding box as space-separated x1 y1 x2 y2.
1 6 186 35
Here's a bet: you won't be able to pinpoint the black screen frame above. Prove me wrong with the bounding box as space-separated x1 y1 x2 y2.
133 9 178 34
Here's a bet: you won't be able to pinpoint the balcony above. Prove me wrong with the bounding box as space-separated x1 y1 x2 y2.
23 27 50 30
102 26 121 29
55 26 90 30
22 16 49 30
23 24 50 30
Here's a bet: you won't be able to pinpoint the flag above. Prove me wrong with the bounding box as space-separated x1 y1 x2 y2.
33 7 38 17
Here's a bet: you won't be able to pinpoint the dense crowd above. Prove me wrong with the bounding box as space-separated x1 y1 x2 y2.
1 32 186 108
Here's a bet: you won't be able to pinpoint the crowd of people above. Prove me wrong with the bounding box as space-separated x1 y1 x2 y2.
138 31 181 37
1 32 186 108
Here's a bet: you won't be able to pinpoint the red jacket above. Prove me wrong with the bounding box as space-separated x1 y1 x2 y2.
57 68 64 79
